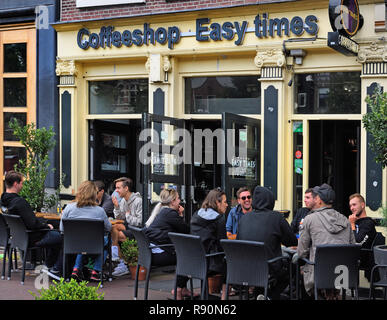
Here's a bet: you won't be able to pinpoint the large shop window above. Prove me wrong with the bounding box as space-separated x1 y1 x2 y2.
185 76 261 114
89 79 148 114
294 72 361 114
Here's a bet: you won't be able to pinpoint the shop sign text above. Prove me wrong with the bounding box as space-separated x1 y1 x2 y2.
77 13 318 50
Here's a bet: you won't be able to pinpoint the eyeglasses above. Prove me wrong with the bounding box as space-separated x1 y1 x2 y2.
240 195 252 200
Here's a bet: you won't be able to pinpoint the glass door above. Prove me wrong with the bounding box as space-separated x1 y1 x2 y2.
221 112 261 208
0 28 36 192
141 113 186 225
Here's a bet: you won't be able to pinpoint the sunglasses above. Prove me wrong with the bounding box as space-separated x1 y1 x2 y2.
240 195 252 200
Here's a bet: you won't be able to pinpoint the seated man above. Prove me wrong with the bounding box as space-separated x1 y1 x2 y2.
111 177 142 276
290 188 315 237
348 193 377 281
237 186 298 300
94 180 114 218
0 170 63 273
297 184 355 299
226 186 252 239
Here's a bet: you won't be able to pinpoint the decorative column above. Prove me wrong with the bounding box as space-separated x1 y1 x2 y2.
145 55 172 116
55 59 79 194
357 41 387 213
255 47 286 205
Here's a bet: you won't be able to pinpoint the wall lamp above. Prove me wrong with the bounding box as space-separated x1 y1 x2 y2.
289 49 306 65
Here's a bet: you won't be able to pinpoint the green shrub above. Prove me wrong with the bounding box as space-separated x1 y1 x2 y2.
363 88 387 169
380 204 387 228
29 278 104 300
120 238 138 266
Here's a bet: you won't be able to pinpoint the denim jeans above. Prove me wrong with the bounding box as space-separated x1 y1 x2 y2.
73 235 108 272
34 230 63 270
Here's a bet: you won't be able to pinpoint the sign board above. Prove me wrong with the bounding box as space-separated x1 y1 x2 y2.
329 0 362 37
327 31 359 56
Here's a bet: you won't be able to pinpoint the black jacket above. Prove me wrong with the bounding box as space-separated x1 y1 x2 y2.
144 207 189 253
290 207 310 235
353 217 377 249
237 186 297 273
0 192 49 243
99 193 114 218
190 209 227 273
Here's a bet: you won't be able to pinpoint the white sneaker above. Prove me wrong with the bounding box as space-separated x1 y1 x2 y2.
257 294 266 300
111 246 120 262
112 264 129 277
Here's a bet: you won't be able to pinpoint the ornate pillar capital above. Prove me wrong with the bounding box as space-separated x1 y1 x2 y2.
357 41 387 63
55 59 78 76
254 47 286 71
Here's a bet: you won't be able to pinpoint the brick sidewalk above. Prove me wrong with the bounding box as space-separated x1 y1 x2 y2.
0 262 216 300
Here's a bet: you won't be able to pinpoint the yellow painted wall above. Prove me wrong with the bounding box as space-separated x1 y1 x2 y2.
55 1 386 222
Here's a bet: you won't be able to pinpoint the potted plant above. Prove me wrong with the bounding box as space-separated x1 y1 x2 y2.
29 278 104 300
120 238 146 280
363 87 387 169
9 119 59 212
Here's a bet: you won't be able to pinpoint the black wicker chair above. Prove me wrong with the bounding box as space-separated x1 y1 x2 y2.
221 239 287 300
126 225 175 300
168 232 225 300
369 245 387 300
2 214 50 284
62 218 112 287
298 244 361 300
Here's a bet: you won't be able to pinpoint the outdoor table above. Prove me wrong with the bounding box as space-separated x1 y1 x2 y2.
36 212 61 220
282 246 298 300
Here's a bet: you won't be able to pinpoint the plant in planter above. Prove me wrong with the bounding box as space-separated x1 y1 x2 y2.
363 87 387 169
29 278 104 300
9 119 58 212
120 238 146 280
380 204 387 228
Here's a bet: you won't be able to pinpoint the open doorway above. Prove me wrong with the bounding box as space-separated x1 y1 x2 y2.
309 120 360 216
89 119 142 195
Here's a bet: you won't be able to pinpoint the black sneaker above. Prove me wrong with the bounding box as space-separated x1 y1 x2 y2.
71 268 83 282
90 270 102 282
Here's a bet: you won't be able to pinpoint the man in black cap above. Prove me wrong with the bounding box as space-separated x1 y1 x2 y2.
297 183 355 299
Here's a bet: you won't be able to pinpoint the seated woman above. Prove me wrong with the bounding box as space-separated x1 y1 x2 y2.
60 180 112 281
144 188 193 300
190 188 228 300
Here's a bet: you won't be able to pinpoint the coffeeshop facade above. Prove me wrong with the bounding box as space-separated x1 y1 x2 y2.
53 0 386 224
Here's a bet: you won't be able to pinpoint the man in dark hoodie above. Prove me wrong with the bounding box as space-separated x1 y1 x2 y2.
237 186 298 300
0 171 62 270
297 183 355 298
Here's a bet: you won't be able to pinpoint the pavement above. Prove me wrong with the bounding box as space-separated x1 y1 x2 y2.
0 258 218 300
0 254 383 301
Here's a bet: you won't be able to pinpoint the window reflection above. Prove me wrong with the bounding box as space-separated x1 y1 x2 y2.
4 113 26 141
4 78 26 107
185 76 261 114
4 43 27 73
294 72 361 114
3 147 26 172
89 79 148 114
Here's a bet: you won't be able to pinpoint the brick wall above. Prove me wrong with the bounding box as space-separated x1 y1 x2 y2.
61 0 294 22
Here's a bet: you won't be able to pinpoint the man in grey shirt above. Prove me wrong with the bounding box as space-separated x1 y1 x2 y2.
111 177 143 276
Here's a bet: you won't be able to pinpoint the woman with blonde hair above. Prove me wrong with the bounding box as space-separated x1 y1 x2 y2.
144 187 193 300
60 180 111 281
